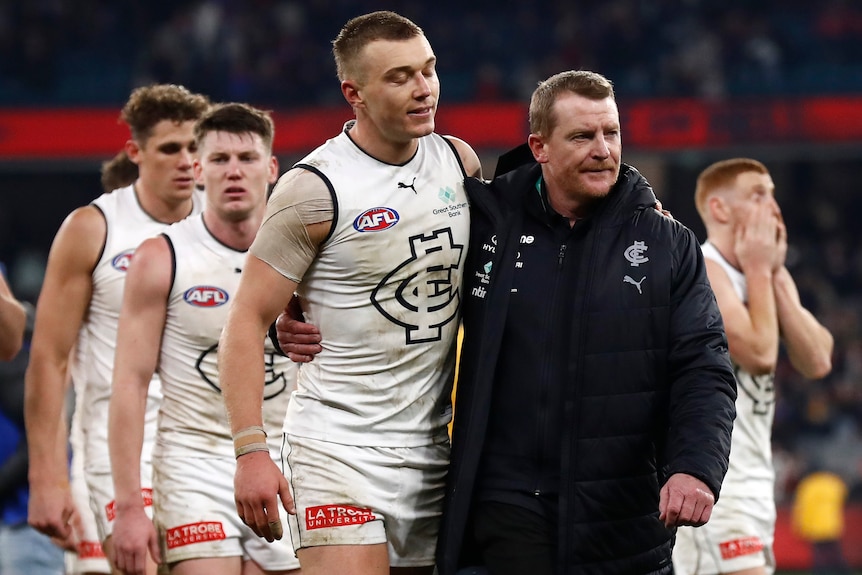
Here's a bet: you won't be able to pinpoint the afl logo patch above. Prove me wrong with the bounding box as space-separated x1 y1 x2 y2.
354 207 399 232
184 286 229 307
111 249 134 272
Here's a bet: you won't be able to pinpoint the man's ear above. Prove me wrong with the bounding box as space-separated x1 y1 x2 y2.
342 80 363 109
707 195 731 224
124 139 142 165
268 156 279 185
527 134 547 164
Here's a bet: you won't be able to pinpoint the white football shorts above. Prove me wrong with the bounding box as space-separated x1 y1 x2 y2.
673 495 776 575
152 454 300 570
284 434 449 568
65 452 110 574
85 464 153 542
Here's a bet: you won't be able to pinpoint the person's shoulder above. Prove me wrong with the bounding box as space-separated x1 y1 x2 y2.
265 167 333 218
441 134 481 178
57 204 107 245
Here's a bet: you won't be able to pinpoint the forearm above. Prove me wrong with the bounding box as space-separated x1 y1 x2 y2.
774 267 833 378
220 314 268 435
741 268 780 367
24 360 70 487
108 379 148 508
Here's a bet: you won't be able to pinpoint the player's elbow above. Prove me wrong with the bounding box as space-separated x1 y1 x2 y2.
738 353 777 376
801 354 833 380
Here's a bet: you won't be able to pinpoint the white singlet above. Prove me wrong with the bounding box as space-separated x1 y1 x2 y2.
254 125 469 448
155 214 295 458
700 240 776 498
673 241 777 575
79 185 204 473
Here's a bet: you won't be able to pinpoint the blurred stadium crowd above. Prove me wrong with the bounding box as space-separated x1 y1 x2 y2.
2 0 862 507
2 0 862 106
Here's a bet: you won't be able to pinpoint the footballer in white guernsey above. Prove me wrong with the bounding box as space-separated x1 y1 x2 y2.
25 85 209 575
108 103 300 574
673 158 833 575
218 12 482 574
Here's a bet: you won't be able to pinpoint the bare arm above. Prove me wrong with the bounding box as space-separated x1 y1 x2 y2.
445 135 482 178
711 204 781 374
108 236 171 572
707 259 778 375
773 266 833 379
25 205 104 539
219 254 297 541
221 168 333 541
0 272 25 360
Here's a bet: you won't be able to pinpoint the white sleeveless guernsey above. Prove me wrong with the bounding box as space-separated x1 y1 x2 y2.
701 241 775 498
272 127 469 447
154 214 295 458
78 185 204 473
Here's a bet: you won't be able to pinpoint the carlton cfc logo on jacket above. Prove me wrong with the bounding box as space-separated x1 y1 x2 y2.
183 286 229 307
353 207 400 232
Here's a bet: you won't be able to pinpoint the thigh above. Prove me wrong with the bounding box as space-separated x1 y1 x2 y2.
69 453 111 574
471 500 555 575
285 435 448 569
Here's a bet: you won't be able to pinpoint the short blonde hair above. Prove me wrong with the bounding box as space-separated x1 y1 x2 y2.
332 11 424 83
694 158 769 221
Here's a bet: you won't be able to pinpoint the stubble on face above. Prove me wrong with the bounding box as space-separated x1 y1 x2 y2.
538 94 622 217
352 35 440 151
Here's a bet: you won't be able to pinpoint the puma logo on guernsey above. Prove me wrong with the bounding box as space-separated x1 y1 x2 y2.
623 275 646 294
397 177 418 194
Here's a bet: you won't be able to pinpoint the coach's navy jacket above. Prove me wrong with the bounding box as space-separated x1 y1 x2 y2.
436 158 737 574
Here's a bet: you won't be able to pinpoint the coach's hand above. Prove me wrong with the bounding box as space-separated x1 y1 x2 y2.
235 450 294 542
274 296 321 363
659 472 715 528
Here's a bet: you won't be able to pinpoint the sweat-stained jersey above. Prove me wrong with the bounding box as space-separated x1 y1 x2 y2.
701 241 776 498
256 125 469 447
155 214 295 459
78 185 204 473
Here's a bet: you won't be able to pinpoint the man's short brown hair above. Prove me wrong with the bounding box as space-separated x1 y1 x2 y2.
121 84 210 144
193 102 275 152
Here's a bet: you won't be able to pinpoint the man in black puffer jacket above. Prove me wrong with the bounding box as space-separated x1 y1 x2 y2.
436 70 737 575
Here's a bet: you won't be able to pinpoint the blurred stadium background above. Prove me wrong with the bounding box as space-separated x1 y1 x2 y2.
1 0 862 570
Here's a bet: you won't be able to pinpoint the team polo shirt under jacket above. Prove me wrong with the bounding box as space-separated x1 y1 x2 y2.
269 128 469 447
77 185 204 473
701 241 775 498
155 214 295 459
